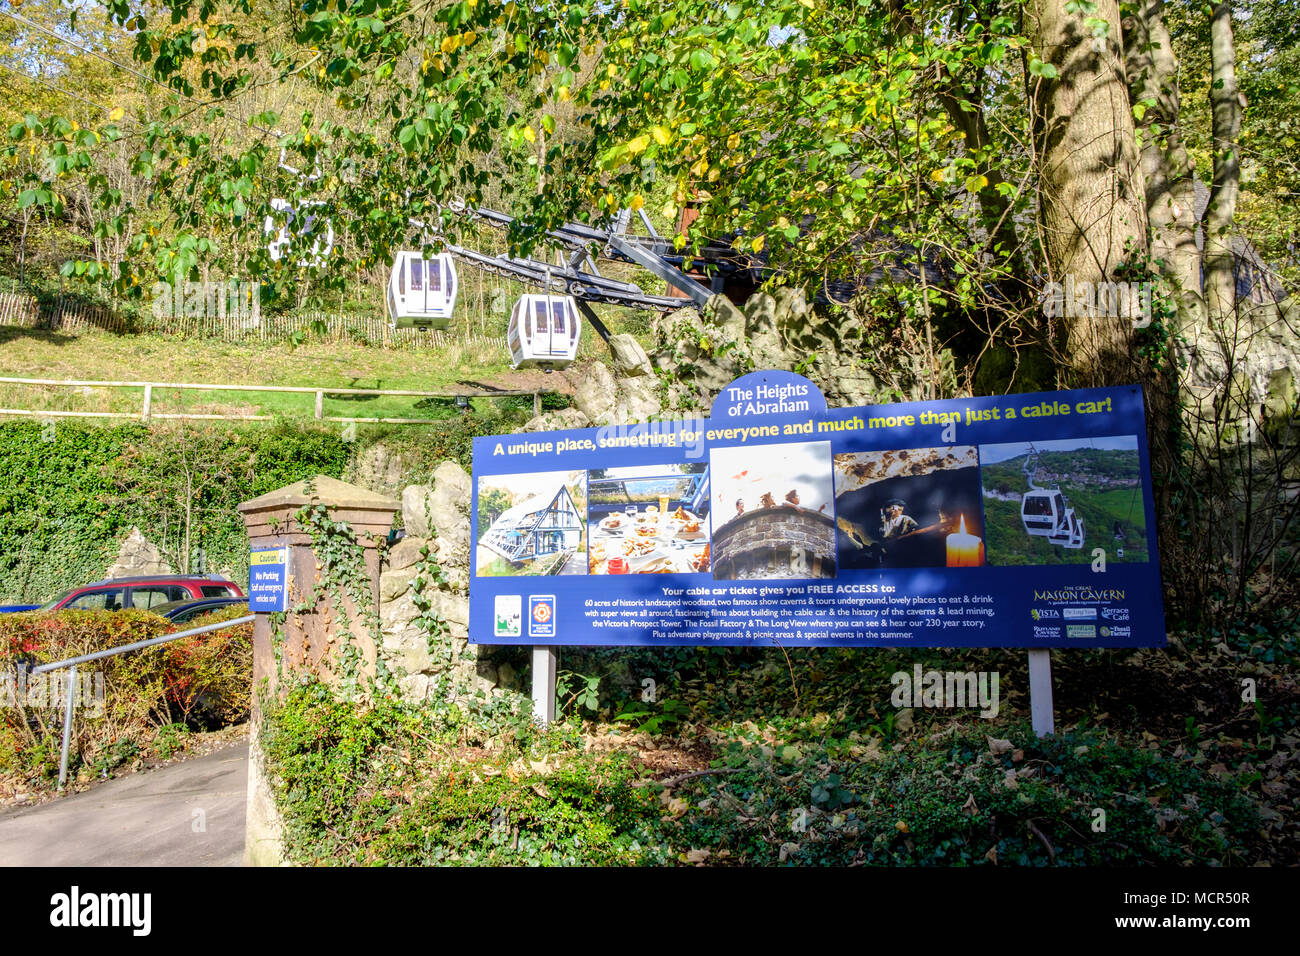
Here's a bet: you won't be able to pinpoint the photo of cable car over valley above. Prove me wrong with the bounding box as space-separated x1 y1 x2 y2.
978 437 1149 565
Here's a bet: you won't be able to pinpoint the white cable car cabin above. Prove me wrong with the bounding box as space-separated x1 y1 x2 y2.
1048 509 1085 549
265 198 334 267
1021 489 1067 537
507 293 582 370
387 252 458 330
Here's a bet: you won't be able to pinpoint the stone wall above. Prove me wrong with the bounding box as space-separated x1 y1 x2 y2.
712 507 837 580
379 461 519 700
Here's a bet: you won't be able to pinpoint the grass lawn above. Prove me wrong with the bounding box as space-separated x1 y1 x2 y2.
0 324 593 421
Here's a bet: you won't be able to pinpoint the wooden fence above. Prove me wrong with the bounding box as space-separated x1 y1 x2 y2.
0 291 130 334
0 376 548 425
0 290 504 352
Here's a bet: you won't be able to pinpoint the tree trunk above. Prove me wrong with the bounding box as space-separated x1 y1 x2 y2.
1122 0 1203 333
1027 0 1149 383
937 80 1028 283
1202 2 1242 372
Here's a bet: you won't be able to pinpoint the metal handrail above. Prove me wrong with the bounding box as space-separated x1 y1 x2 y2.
30 615 255 675
22 614 255 789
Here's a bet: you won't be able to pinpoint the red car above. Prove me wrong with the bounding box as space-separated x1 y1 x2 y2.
38 575 245 613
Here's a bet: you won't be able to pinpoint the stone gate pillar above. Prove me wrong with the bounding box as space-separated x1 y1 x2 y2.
236 475 398 866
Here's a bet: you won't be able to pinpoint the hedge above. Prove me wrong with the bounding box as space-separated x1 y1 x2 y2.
0 607 253 783
0 412 518 605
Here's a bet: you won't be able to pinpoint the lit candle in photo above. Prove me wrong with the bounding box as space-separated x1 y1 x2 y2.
946 515 984 567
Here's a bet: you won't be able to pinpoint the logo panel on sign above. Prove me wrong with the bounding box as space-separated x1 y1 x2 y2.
529 595 556 638
494 595 522 638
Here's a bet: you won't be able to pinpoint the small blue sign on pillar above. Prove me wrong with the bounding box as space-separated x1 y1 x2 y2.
248 546 289 613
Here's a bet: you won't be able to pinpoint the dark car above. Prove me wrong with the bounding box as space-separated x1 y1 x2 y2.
38 575 245 613
150 597 248 624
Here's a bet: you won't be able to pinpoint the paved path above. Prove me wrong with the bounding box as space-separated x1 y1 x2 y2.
0 741 247 866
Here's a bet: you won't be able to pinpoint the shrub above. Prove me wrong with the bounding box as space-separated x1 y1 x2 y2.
0 608 252 784
260 679 670 866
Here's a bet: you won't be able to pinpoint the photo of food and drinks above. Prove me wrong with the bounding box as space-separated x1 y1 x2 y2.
585 464 712 575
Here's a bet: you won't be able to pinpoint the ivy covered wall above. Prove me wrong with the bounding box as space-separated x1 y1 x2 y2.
0 412 514 604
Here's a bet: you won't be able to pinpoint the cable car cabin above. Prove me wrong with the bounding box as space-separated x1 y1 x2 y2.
507 294 582 370
387 251 458 330
265 199 334 267
1021 489 1067 537
1048 509 1085 549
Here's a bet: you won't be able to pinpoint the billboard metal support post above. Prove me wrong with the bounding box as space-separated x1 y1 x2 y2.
1028 649 1055 737
532 646 556 725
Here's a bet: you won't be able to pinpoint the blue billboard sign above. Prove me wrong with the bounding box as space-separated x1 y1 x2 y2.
469 376 1165 648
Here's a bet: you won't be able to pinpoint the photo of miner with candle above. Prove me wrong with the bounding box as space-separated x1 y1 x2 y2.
833 446 986 569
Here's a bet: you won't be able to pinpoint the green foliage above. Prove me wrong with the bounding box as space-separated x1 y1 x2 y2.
0 412 525 604
0 419 348 603
150 722 190 760
668 724 1260 866
260 678 669 866
556 669 601 714
0 608 252 785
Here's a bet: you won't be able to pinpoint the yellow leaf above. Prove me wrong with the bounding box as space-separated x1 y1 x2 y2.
607 63 617 78
651 126 672 146
109 107 124 122
690 158 709 178
558 86 570 101
523 125 536 143
628 194 644 211
461 31 477 47
750 235 766 253
930 168 945 182
626 134 650 154
504 0 517 14
441 35 458 54
727 133 740 150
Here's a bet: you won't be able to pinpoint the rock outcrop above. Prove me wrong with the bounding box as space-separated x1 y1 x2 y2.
523 332 664 432
378 464 519 702
104 527 172 579
650 290 948 415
